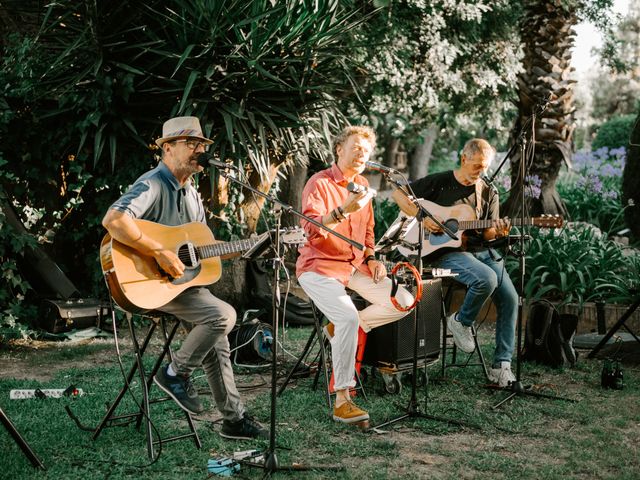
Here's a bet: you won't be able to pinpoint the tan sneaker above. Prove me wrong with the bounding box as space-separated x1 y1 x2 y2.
332 401 369 424
323 321 335 340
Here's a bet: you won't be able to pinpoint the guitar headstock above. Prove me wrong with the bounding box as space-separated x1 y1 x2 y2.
281 227 307 246
533 215 564 228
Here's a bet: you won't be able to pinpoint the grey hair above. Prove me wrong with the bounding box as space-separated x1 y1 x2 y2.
461 138 495 161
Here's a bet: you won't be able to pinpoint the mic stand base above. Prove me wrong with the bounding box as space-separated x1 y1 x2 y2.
488 380 577 410
239 455 344 474
374 400 474 431
373 209 479 434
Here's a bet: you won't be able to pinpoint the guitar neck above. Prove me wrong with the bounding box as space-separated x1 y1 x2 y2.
459 218 534 230
198 238 259 259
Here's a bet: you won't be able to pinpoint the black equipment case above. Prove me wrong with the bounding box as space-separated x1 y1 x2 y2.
38 298 111 333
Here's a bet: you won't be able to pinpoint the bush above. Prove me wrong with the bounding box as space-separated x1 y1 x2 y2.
505 223 639 306
373 198 400 242
592 114 636 150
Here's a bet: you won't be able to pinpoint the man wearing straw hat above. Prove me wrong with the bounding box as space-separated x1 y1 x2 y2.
102 116 267 440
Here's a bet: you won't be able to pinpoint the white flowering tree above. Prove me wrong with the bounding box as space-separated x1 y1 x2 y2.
351 0 523 180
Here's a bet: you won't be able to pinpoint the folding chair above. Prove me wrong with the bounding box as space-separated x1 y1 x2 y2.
92 310 201 460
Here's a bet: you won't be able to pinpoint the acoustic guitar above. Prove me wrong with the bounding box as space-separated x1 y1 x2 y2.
393 199 563 258
100 219 305 313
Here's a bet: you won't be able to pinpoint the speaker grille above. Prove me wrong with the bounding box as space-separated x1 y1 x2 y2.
363 279 442 366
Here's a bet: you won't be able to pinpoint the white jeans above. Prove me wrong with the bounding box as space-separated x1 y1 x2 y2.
298 270 413 391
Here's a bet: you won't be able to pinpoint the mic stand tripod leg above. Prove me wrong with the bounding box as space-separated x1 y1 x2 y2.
491 380 577 410
1 407 45 470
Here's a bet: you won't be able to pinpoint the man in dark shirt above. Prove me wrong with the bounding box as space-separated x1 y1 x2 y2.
392 138 517 387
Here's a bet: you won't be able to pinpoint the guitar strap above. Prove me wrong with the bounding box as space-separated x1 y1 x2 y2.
474 181 484 220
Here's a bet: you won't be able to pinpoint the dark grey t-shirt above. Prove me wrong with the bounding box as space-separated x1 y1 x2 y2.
409 170 499 252
110 162 205 226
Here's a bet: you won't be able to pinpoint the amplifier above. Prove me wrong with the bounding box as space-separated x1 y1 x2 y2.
363 278 442 366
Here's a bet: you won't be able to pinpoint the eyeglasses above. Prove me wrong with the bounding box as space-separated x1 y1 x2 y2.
173 139 209 152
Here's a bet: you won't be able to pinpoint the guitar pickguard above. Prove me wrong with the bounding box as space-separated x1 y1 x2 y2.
169 265 201 285
427 219 460 247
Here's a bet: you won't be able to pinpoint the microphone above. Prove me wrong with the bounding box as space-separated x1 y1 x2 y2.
347 182 377 197
196 153 240 171
480 174 497 192
364 161 397 174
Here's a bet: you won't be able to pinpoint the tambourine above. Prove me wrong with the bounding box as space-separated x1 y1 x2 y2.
390 261 423 312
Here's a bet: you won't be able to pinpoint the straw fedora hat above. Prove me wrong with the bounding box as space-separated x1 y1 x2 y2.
155 116 213 147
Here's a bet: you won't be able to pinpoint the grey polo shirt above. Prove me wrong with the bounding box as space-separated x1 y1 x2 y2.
110 162 205 226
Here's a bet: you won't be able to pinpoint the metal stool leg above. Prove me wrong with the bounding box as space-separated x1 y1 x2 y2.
440 281 489 380
278 321 322 397
94 311 201 459
309 302 367 406
279 300 365 408
93 317 158 442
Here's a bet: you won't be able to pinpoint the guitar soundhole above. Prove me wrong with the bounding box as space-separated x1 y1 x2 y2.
426 220 459 238
177 243 199 268
445 219 459 233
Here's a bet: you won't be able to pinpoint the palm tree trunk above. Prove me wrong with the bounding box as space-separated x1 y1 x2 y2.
240 162 282 233
503 0 576 218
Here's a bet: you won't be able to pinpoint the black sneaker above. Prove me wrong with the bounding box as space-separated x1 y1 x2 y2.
153 364 203 415
220 414 269 440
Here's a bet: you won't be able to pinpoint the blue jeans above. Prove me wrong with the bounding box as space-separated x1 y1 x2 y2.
435 249 517 365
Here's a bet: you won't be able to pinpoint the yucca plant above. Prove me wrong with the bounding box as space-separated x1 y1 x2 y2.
506 224 639 306
0 0 368 315
31 0 365 225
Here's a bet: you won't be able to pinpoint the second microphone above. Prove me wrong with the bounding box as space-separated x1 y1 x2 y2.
346 182 377 197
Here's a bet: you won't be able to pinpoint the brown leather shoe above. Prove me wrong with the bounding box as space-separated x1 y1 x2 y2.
332 401 369 424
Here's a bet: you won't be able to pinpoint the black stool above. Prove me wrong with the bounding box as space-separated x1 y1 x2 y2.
93 310 201 460
440 278 489 380
278 299 367 407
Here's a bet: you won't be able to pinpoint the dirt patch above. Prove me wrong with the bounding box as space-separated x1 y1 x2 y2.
0 330 157 382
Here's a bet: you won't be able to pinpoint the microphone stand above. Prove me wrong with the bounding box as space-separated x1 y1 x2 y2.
213 166 357 475
375 173 473 431
1 406 45 469
488 105 574 408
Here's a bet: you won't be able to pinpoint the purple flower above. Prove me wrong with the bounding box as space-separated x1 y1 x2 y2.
593 147 611 162
572 151 592 171
525 174 542 199
600 163 622 177
603 190 618 200
591 176 604 193
499 175 511 191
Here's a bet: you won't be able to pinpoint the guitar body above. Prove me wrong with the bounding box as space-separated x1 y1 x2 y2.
394 199 563 258
100 220 222 313
397 200 477 258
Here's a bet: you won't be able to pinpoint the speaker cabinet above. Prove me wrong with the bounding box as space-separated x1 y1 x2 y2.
363 278 442 366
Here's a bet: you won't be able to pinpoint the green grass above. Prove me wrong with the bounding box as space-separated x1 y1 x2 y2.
1 326 639 479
